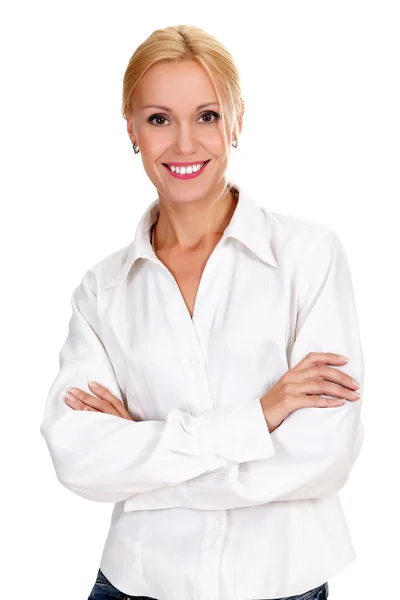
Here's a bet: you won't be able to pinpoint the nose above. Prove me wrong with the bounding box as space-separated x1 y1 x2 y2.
173 122 197 155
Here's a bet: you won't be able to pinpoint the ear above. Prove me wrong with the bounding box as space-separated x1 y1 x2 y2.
238 98 245 134
126 116 136 142
232 99 245 138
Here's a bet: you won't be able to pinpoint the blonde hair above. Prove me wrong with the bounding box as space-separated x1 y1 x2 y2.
121 24 244 168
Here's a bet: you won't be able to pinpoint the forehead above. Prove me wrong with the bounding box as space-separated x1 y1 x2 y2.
133 60 218 109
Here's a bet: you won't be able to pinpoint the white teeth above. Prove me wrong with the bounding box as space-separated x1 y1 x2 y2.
168 162 205 174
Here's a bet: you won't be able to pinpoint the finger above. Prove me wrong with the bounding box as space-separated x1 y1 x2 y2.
87 382 132 419
290 351 349 372
287 380 360 401
64 396 98 412
65 388 121 417
288 364 360 391
294 394 348 408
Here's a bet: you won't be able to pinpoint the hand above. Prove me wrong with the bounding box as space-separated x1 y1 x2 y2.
64 381 133 420
260 352 361 433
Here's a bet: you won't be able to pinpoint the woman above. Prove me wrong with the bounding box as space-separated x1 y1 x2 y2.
40 24 364 600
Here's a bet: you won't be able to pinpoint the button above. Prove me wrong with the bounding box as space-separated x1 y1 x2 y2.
189 356 197 367
211 519 219 528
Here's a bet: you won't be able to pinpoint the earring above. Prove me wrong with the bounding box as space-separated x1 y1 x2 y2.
132 142 140 154
232 138 238 148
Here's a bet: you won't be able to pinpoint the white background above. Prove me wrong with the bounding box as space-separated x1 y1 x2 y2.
1 1 398 598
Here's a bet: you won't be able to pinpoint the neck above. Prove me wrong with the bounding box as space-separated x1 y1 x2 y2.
152 182 239 254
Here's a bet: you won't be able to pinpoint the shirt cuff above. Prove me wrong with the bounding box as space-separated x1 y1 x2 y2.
197 397 276 471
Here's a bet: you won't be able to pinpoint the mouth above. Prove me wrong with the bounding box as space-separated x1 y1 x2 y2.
162 159 211 180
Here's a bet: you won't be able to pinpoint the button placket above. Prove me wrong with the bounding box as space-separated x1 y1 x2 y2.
198 513 225 599
211 519 219 528
151 239 227 416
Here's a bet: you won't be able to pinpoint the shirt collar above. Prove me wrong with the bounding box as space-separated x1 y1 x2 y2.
101 182 278 290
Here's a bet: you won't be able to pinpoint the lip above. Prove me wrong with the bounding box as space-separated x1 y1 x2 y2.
162 159 210 180
163 160 210 167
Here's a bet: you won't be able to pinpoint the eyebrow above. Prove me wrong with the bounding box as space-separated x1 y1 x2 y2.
140 102 219 111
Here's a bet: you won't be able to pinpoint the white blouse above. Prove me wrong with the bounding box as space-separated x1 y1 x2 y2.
40 181 364 600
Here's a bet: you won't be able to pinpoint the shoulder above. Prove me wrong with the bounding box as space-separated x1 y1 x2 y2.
77 241 135 296
260 205 340 267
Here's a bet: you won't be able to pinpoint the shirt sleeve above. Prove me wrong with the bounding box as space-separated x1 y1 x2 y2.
39 269 275 504
121 231 365 512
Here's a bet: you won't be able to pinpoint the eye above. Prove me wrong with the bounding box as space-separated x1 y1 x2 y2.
147 114 169 126
199 111 220 123
147 111 220 127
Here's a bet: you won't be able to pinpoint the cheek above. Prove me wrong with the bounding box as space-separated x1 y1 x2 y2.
203 130 229 156
138 134 167 157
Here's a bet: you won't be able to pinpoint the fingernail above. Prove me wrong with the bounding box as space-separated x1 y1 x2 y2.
339 355 349 361
89 381 99 387
352 379 360 388
65 393 75 402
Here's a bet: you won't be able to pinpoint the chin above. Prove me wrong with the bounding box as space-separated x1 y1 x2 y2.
167 189 209 204
159 178 213 200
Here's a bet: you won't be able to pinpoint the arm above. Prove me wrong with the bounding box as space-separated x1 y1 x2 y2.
40 269 276 504
122 232 365 512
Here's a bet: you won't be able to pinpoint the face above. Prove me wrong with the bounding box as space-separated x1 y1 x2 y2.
127 60 241 205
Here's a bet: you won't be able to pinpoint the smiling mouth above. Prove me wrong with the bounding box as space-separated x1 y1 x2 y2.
162 159 210 173
162 158 211 180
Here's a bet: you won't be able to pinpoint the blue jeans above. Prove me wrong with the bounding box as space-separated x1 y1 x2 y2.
87 568 329 600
